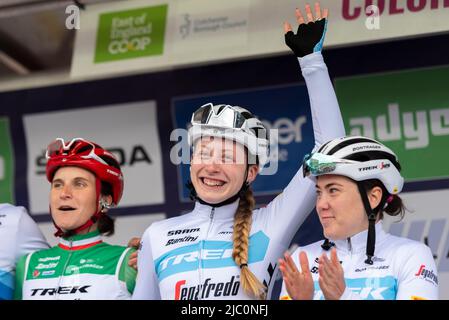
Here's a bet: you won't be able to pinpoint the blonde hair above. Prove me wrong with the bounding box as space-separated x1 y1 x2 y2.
232 187 267 299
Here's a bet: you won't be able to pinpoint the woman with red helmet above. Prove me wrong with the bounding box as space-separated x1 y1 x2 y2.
14 138 137 300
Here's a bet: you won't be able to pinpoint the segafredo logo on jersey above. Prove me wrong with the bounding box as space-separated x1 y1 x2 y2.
174 276 240 300
415 265 438 285
313 276 397 300
155 231 269 281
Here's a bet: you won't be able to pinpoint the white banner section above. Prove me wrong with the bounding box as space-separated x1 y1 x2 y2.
71 0 449 79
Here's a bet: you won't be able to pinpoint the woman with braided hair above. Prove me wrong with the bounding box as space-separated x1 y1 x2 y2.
133 2 345 300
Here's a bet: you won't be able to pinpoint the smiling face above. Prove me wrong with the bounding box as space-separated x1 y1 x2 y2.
190 137 258 204
315 174 373 240
50 166 99 232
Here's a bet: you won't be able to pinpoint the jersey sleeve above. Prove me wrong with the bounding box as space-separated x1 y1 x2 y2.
262 52 345 243
395 243 439 300
298 52 345 147
14 207 49 263
13 254 28 300
118 248 137 295
132 227 161 300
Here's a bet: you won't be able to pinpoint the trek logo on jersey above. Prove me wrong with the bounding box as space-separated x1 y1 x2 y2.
155 231 270 281
167 228 200 236
314 276 397 300
30 285 91 297
174 276 240 300
414 265 438 285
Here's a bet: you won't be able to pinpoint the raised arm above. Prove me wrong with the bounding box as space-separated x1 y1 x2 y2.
262 3 345 240
285 2 345 147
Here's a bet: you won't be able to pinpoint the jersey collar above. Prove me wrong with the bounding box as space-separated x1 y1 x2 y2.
58 230 103 250
332 221 388 254
194 199 240 221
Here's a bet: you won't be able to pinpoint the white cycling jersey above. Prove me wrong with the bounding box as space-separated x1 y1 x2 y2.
133 52 346 300
0 204 49 300
279 222 438 300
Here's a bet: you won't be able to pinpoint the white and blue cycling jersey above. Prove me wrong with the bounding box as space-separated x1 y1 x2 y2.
280 222 438 300
0 204 49 300
133 52 346 300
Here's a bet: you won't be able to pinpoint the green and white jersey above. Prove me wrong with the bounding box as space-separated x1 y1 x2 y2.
14 230 136 300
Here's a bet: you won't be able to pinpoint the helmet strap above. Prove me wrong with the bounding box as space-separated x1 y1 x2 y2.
356 182 387 265
321 238 335 251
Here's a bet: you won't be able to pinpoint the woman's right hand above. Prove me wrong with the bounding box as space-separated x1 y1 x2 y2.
284 2 329 57
279 250 314 300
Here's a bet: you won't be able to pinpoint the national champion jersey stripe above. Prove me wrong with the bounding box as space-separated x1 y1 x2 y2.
58 240 103 251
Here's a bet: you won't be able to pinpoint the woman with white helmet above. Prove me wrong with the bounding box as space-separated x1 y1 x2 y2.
279 136 438 300
14 138 137 299
133 2 345 300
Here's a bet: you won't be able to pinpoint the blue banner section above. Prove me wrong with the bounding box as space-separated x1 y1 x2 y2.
172 84 314 201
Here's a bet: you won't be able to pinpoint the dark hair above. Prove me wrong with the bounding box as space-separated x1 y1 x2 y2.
98 181 115 236
362 179 406 220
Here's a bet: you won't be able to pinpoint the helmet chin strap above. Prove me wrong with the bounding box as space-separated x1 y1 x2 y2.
187 165 251 208
53 178 106 238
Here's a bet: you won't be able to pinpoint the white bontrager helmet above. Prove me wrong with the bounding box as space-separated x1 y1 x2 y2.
188 103 269 168
303 136 404 195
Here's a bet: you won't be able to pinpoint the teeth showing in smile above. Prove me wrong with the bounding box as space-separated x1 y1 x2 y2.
202 178 225 187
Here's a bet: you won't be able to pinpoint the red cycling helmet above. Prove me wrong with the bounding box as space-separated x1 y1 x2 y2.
46 138 123 205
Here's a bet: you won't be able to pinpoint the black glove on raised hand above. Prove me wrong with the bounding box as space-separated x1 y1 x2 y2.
285 18 328 58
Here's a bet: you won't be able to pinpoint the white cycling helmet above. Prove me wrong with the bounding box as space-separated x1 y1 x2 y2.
304 136 405 265
303 136 404 195
188 103 269 168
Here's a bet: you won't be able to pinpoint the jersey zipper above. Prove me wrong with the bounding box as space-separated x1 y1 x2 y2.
198 207 215 300
347 237 353 256
56 239 74 300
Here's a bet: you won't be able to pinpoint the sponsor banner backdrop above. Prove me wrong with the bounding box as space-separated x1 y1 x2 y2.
72 0 449 79
172 0 250 64
383 188 449 299
94 4 168 63
0 118 14 203
72 0 175 79
23 101 164 215
335 66 449 181
172 83 314 201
